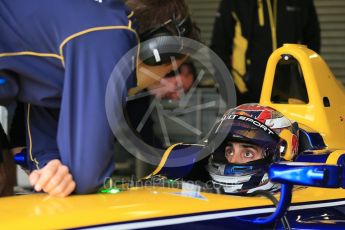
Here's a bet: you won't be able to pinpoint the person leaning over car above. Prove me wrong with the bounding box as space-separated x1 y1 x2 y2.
0 0 199 197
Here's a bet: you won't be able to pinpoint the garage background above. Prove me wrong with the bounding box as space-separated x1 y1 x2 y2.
186 0 345 82
10 0 345 186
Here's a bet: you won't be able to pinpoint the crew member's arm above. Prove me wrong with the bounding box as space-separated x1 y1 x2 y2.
57 28 137 194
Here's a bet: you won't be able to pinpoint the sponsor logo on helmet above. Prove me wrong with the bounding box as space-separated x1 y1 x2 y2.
216 114 275 135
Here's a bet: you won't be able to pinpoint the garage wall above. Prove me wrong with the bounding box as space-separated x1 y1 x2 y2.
186 0 220 45
187 0 345 82
315 0 345 82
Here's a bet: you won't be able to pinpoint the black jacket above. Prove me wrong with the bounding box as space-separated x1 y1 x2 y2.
211 0 320 103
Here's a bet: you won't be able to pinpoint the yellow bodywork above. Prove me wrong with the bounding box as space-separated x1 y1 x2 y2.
2 44 345 229
260 44 345 149
0 186 344 229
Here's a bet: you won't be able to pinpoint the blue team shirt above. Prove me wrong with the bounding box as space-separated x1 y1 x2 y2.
0 0 138 193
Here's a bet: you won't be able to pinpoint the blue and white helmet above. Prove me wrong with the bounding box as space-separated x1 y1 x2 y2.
206 103 299 194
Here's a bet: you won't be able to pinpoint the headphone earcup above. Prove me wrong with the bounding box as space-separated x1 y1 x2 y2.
140 33 184 66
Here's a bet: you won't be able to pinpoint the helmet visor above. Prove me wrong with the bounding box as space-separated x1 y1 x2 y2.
210 114 281 155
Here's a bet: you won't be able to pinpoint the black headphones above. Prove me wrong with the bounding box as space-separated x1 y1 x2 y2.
139 15 193 66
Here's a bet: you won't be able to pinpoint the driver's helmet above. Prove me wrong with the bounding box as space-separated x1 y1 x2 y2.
206 103 299 194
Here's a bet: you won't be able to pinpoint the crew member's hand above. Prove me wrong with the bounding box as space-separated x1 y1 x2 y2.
29 159 76 197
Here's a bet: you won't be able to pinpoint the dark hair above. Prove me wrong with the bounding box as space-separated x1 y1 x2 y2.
126 0 200 41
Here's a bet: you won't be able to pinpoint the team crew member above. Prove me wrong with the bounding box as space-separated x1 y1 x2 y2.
0 0 199 196
211 0 320 104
